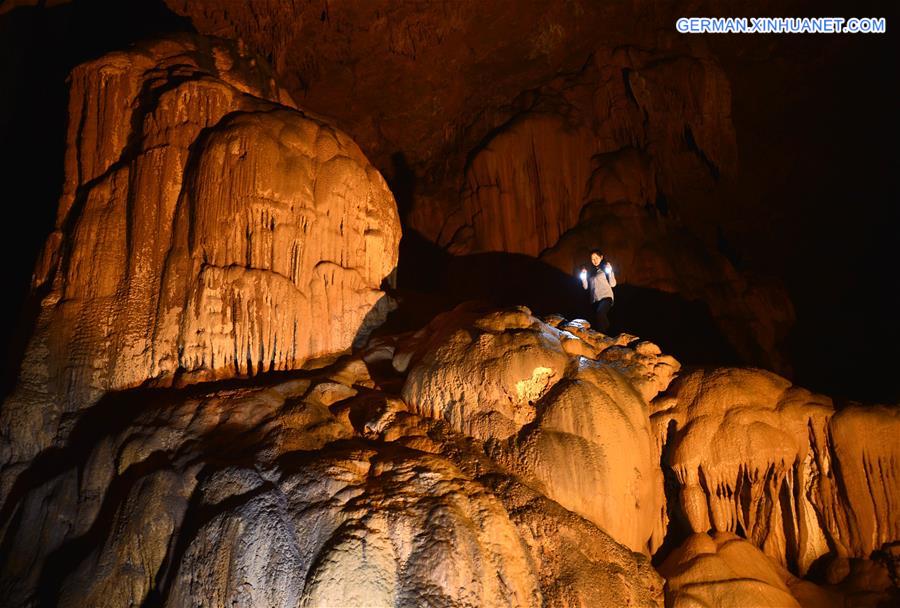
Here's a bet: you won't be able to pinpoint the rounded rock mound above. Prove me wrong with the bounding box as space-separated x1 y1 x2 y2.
396 304 677 553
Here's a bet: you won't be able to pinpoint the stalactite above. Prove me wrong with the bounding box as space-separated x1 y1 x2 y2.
652 368 900 575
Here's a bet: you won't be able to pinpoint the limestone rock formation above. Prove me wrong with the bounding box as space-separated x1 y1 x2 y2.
491 355 666 554
449 53 735 258
398 305 677 553
164 448 542 608
660 533 819 608
437 52 790 372
660 532 898 608
397 306 571 441
163 3 792 373
0 324 670 608
350 389 665 608
1 36 675 608
424 51 788 373
0 5 896 606
0 365 538 607
1 36 401 489
1 295 896 606
652 367 900 575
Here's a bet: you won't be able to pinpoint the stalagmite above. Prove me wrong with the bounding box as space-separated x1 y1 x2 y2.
0 36 401 490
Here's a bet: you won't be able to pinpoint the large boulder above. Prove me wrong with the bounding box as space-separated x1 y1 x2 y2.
397 305 676 553
397 306 570 441
660 533 822 608
1 35 400 483
660 532 897 608
165 448 541 608
349 389 665 608
492 355 665 554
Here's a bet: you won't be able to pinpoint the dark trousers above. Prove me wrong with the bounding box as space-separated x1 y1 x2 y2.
593 298 613 333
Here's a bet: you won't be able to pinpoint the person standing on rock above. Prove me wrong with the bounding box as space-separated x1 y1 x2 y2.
579 249 617 333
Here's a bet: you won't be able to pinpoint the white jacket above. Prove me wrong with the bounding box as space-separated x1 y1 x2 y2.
581 263 616 302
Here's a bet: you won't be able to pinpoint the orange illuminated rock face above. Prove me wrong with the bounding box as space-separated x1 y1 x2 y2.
659 532 897 608
161 2 791 373
1 296 896 606
1 36 400 476
0 318 665 608
652 368 900 576
397 305 678 554
448 54 736 258
0 23 897 608
660 533 819 608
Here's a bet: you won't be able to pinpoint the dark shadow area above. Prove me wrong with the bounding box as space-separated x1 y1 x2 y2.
0 0 194 399
380 229 591 336
388 151 416 223
383 229 744 369
651 419 694 567
779 476 800 574
611 285 741 367
787 239 900 403
683 124 720 181
706 0 900 403
779 48 900 403
716 225 742 270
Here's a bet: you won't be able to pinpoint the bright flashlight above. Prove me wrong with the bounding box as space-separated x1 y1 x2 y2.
603 263 612 275
579 269 587 281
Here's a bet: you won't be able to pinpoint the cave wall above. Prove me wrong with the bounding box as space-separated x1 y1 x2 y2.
162 0 798 375
2 1 896 403
0 8 896 606
161 0 899 400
